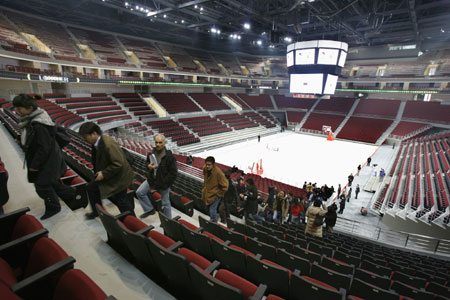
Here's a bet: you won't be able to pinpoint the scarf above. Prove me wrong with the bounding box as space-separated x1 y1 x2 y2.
18 109 54 146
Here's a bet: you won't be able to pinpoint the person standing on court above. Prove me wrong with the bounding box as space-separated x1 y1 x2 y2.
79 122 135 219
355 184 360 199
348 173 354 187
136 134 177 219
202 156 228 222
367 157 372 166
13 94 75 220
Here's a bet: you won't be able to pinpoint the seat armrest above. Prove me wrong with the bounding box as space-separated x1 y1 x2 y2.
255 254 262 260
116 211 132 221
248 284 267 300
167 241 183 252
173 216 181 221
136 225 154 236
12 256 76 298
204 260 220 274
0 229 49 257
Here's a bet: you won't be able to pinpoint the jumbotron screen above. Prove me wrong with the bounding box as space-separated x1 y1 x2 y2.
287 40 348 95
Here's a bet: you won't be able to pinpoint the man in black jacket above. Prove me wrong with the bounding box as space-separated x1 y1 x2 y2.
136 134 177 218
13 94 75 220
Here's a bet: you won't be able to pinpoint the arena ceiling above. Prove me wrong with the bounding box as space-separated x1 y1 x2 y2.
1 0 450 54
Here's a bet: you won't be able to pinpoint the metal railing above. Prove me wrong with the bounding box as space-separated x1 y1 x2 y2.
335 216 450 257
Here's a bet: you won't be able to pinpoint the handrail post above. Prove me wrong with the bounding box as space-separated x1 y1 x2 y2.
434 239 440 254
404 234 409 248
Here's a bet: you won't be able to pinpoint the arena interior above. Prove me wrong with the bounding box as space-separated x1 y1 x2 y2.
0 0 449 299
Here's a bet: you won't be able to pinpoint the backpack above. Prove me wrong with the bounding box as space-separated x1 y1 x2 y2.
314 213 324 226
54 126 71 148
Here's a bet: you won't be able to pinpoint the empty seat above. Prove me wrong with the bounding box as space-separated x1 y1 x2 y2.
290 274 344 300
391 270 427 288
275 248 311 275
321 256 355 275
210 239 249 276
354 268 390 290
53 269 108 300
117 216 154 275
246 255 291 299
2 237 75 299
188 263 265 300
310 263 352 290
360 260 391 277
391 280 435 300
246 237 277 261
349 278 399 300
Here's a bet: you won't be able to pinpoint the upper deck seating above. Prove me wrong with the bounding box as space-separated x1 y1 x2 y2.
238 94 274 109
353 98 400 118
189 93 229 111
315 98 355 114
302 113 345 132
273 95 316 110
152 93 201 114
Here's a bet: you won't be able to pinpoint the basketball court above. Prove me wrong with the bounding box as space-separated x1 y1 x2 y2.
199 131 378 192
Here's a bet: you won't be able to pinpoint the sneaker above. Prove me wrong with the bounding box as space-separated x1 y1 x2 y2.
140 209 155 219
40 208 61 220
85 212 99 220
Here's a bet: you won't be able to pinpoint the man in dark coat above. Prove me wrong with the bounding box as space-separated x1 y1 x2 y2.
0 157 9 214
355 184 360 199
14 94 75 220
242 178 258 221
219 171 238 222
79 122 135 219
325 203 338 232
136 134 177 219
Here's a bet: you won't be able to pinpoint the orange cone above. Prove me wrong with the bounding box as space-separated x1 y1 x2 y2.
327 131 334 141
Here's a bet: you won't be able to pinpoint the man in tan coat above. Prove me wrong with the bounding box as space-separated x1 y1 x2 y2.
79 122 135 219
305 198 328 237
202 156 228 222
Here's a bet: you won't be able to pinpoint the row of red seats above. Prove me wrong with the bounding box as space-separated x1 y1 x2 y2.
97 115 131 124
337 117 392 143
56 97 111 104
302 113 345 132
1 207 113 300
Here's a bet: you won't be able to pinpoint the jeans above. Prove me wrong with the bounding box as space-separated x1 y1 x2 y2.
208 196 221 222
86 181 135 217
35 181 75 213
136 180 171 218
291 215 300 224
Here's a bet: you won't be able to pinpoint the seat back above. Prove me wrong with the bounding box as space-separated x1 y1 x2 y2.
24 238 68 278
158 212 183 242
349 278 399 300
354 268 390 290
96 205 130 258
122 216 147 233
188 263 244 300
310 263 352 290
246 255 290 299
246 237 277 261
53 269 107 300
147 230 176 249
210 239 247 277
215 269 258 300
11 215 43 240
290 274 342 300
179 226 214 260
276 248 311 275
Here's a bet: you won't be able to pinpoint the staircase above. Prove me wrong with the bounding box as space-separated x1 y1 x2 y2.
296 98 322 130
333 98 360 136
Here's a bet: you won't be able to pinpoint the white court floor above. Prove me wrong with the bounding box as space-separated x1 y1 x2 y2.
199 131 378 192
